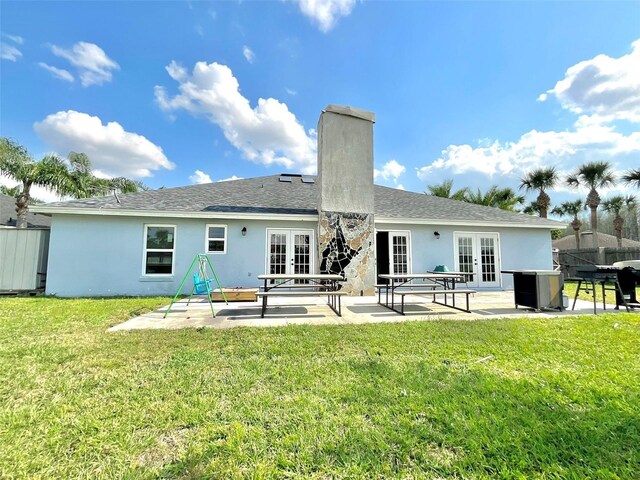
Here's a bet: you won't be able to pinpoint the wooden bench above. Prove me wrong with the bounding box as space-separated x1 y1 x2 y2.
256 290 347 318
396 288 476 314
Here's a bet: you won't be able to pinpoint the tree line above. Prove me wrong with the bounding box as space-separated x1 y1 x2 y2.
426 162 640 249
0 137 146 229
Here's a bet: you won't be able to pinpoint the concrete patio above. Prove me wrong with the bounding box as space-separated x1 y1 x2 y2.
108 290 631 331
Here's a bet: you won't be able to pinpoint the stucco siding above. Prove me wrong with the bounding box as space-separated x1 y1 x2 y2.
46 213 553 297
46 214 317 297
376 223 553 289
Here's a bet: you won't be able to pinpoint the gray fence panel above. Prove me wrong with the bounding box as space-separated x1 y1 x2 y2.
0 228 50 290
558 247 640 278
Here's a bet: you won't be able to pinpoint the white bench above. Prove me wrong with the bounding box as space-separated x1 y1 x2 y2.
256 290 347 318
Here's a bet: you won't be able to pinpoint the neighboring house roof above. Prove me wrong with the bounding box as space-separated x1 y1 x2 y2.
33 174 564 229
0 193 51 228
553 231 640 249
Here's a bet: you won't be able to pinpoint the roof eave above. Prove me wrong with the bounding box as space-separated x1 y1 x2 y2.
30 206 319 222
375 216 568 229
32 206 568 229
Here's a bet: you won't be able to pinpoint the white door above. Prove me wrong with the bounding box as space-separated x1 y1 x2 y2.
266 229 314 283
454 232 501 288
389 231 411 276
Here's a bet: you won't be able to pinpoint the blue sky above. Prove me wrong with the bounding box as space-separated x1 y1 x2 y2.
1 1 639 207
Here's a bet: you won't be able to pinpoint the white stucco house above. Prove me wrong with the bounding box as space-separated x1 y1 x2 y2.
32 105 564 297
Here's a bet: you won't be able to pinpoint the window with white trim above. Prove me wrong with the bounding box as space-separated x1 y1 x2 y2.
143 225 175 275
206 224 227 254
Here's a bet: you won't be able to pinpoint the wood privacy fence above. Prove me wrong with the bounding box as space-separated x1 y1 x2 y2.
556 247 640 278
0 228 49 291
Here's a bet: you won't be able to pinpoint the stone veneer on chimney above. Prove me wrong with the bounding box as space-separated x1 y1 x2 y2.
317 105 376 296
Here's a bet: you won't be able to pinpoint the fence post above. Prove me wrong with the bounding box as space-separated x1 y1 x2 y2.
597 247 606 265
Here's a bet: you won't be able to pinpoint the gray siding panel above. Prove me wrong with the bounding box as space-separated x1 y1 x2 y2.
0 228 50 290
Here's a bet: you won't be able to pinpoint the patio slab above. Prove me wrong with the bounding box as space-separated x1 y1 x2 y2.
108 290 632 332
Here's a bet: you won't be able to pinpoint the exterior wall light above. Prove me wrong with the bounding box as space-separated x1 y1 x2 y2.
434 231 440 239
241 227 247 237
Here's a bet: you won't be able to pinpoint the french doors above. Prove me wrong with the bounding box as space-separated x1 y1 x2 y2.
266 229 314 282
454 232 501 288
375 231 411 281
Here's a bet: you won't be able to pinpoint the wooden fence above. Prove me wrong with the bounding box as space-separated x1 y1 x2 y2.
556 247 640 278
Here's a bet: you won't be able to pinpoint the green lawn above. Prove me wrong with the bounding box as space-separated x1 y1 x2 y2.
1 298 639 479
564 280 640 306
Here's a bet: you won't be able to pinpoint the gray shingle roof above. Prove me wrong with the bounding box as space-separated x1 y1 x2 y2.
37 174 563 228
553 231 640 249
1 193 51 228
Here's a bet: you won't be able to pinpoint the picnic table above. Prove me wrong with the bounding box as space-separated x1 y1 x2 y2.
256 273 345 318
427 270 475 288
378 273 476 314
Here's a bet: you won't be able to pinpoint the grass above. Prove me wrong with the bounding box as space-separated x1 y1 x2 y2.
1 297 639 479
564 280 640 305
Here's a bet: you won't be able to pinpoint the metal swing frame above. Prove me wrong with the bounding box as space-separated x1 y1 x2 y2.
164 254 228 318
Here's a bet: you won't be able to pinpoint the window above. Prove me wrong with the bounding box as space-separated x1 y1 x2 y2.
206 224 227 254
143 225 175 275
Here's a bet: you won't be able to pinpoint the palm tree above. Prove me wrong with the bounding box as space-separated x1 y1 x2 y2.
0 138 146 228
0 185 22 197
602 195 636 247
519 167 558 218
551 200 583 249
425 179 469 201
566 161 615 248
523 200 543 216
0 138 73 229
622 168 640 188
464 185 525 211
64 152 147 198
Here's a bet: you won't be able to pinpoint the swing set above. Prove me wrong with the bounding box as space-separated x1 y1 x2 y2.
163 254 228 318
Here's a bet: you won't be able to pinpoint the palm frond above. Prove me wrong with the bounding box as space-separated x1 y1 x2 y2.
622 168 640 188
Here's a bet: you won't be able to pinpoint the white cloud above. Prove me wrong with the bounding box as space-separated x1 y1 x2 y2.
286 87 297 96
189 170 212 184
374 159 406 181
242 46 255 64
1 42 22 61
218 175 242 182
395 184 405 191
291 0 357 32
38 62 74 82
2 33 24 45
155 61 317 173
417 117 640 183
540 38 640 122
33 110 174 178
165 61 188 82
189 171 242 184
51 41 119 87
418 40 640 197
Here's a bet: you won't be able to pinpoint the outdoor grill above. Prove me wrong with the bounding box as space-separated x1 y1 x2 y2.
573 264 640 313
574 264 620 282
502 270 564 311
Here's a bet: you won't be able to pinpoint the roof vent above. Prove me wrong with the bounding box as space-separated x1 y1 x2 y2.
279 176 293 183
301 177 315 184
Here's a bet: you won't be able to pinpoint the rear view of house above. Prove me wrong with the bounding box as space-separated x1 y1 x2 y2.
33 105 563 297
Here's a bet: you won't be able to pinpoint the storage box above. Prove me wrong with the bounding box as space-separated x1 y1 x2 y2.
211 287 258 302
